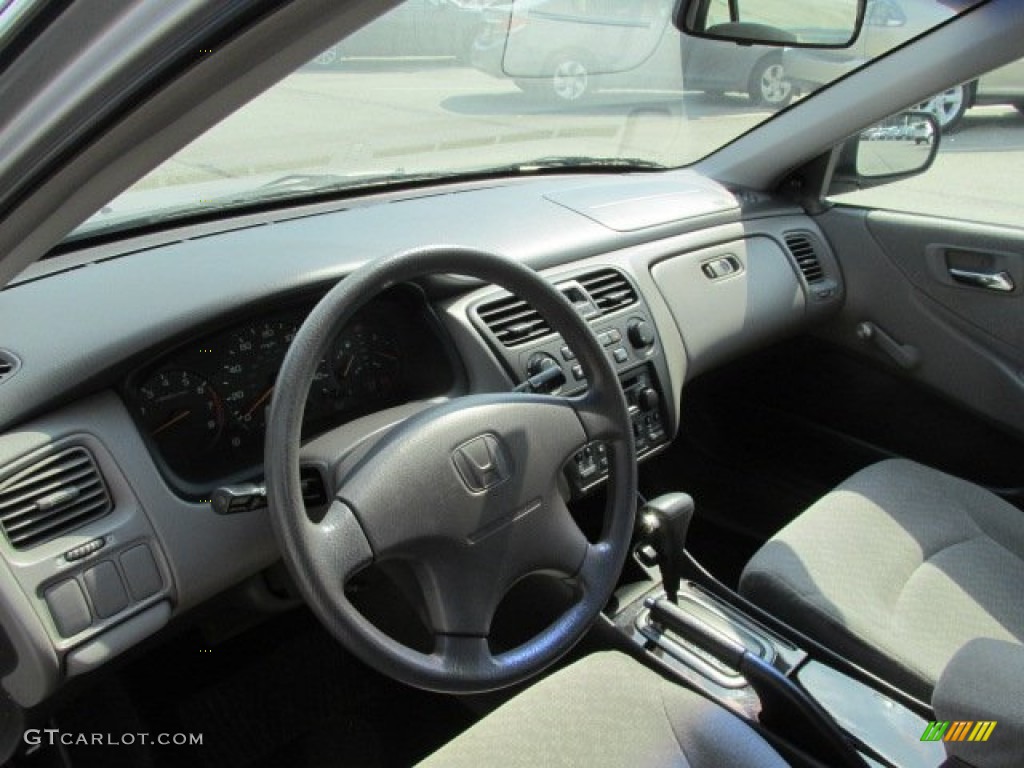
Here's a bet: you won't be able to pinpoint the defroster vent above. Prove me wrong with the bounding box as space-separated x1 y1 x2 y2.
0 447 112 549
784 233 825 284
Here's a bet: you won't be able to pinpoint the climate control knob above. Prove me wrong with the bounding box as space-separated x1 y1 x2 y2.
627 319 655 350
637 387 660 413
525 352 564 393
527 352 559 377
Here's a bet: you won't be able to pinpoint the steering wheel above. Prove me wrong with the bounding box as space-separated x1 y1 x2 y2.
265 246 637 693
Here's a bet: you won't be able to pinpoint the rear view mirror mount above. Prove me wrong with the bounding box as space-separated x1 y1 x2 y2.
675 0 866 49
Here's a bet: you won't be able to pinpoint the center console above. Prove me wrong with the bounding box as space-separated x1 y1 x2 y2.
613 496 948 768
470 266 672 496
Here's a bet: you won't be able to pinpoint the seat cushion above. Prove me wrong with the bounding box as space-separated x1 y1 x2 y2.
740 459 1024 701
418 651 788 767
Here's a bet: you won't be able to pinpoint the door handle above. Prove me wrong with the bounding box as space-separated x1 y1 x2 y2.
856 321 920 370
948 267 1015 293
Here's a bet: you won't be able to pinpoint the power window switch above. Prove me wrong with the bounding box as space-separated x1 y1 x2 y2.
45 580 92 638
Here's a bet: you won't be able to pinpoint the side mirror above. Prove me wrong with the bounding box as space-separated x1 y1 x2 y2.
829 112 940 194
676 0 866 48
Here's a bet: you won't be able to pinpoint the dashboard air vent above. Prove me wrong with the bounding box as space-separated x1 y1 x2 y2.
477 295 553 347
0 447 112 549
0 350 19 385
578 268 637 313
784 233 825 284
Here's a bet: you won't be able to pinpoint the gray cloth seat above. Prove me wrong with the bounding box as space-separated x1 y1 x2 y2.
740 458 1024 702
418 651 788 767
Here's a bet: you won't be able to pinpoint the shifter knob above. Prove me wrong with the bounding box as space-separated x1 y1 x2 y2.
635 493 695 604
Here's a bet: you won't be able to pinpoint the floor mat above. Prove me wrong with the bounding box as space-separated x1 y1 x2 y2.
57 609 475 768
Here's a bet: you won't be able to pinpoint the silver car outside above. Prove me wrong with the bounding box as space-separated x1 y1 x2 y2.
785 0 1024 131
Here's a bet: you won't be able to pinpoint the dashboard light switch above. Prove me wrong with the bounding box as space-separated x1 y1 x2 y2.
64 537 106 563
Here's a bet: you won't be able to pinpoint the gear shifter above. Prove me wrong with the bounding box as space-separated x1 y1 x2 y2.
634 493 694 604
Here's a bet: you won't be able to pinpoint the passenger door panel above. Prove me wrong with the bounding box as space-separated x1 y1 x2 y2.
814 206 1024 446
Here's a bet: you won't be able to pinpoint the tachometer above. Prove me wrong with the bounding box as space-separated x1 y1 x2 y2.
137 369 224 453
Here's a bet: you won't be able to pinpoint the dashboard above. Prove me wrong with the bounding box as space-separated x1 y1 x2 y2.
0 172 844 709
123 287 457 492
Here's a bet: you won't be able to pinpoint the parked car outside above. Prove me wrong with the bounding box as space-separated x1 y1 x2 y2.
470 0 797 108
470 0 682 102
786 0 1024 131
681 22 796 108
309 0 488 68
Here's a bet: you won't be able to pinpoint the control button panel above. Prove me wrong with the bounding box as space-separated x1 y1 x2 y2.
39 539 168 641
564 366 669 495
515 311 660 394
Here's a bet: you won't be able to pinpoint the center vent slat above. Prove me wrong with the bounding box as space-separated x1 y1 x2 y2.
476 296 553 347
578 268 637 312
784 233 825 284
1 477 103 527
0 447 112 550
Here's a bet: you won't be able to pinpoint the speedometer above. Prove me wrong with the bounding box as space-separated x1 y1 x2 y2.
218 319 298 430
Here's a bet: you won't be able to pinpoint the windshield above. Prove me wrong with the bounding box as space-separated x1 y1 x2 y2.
69 0 979 241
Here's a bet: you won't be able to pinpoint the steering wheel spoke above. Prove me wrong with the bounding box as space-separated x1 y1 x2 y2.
568 389 631 443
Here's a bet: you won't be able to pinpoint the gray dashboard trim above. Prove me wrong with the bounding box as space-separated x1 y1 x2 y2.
0 173 747 433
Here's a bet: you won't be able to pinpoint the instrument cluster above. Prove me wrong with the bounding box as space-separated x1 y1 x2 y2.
125 290 455 492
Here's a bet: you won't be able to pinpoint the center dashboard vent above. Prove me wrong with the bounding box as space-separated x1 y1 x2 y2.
577 268 638 313
476 294 553 347
476 268 638 348
784 233 825 284
0 447 112 550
